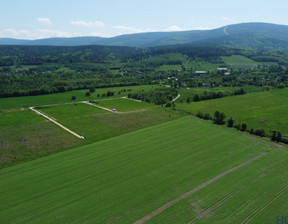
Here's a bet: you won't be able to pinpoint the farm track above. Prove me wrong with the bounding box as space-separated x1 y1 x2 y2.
240 186 288 224
122 96 142 102
29 107 84 139
82 101 115 113
187 166 277 223
172 94 181 102
134 152 268 224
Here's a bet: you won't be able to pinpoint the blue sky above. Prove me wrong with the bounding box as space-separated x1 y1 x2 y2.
1 0 288 39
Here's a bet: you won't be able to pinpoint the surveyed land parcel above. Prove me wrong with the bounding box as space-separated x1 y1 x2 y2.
177 88 288 136
0 116 285 223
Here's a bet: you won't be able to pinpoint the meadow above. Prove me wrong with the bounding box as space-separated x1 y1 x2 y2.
96 98 154 112
0 92 182 167
0 116 285 223
221 55 261 67
0 110 81 168
177 88 288 136
0 85 155 110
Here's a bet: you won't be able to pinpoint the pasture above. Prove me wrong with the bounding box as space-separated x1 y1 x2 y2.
221 55 260 67
177 88 288 136
0 110 81 168
0 85 155 110
96 98 154 112
38 102 182 143
0 116 285 223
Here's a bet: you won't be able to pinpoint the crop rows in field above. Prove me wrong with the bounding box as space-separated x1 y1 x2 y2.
177 88 288 136
0 116 285 223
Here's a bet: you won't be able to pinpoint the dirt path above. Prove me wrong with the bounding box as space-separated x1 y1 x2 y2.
188 166 276 223
122 96 142 103
134 152 267 224
82 101 115 113
172 94 181 102
29 107 84 139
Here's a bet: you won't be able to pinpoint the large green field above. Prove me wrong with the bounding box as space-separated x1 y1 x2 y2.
0 95 183 167
0 116 286 223
38 102 181 144
221 55 261 67
96 98 154 112
177 88 288 136
0 110 81 168
0 85 155 110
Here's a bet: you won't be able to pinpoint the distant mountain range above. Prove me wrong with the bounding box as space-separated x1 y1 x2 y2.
1 23 288 49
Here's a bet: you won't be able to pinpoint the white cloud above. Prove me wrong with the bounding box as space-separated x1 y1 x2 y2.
70 20 105 27
112 25 154 35
89 32 111 38
38 17 52 25
164 25 185 32
221 17 230 21
0 29 30 38
0 28 79 39
192 26 212 30
35 29 79 38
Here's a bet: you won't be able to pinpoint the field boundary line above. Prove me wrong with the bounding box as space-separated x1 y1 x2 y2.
134 152 267 224
82 101 115 113
240 185 288 224
122 96 142 102
29 107 84 139
172 94 181 102
188 166 277 223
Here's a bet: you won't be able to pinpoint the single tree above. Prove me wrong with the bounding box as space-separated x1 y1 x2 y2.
71 95 76 100
276 131 282 142
227 117 234 127
213 111 225 125
193 94 200 102
241 123 247 132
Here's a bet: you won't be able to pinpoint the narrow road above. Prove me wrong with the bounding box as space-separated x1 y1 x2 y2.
29 107 84 139
172 94 181 102
122 96 142 102
82 101 115 112
134 152 267 224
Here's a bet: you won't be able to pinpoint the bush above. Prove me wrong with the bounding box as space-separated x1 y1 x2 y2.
254 128 265 137
85 92 91 97
203 113 211 120
241 123 247 132
227 117 234 127
196 111 204 119
71 95 76 100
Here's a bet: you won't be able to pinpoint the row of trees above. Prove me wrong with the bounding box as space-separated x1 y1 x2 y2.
128 87 178 105
196 111 287 144
192 88 246 102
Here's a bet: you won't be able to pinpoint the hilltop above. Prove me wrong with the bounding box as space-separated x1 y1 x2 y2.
1 22 288 50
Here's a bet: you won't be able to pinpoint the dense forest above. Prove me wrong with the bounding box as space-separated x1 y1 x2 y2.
0 44 288 97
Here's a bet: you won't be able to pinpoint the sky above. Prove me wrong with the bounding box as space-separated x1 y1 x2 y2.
1 0 288 39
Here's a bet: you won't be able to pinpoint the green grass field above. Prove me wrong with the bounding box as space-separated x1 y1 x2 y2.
0 116 285 223
38 103 183 143
177 88 288 136
222 55 260 67
96 98 154 112
0 110 81 168
0 85 155 110
147 150 288 223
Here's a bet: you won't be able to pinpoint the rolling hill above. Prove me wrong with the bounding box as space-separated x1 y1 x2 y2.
1 22 288 49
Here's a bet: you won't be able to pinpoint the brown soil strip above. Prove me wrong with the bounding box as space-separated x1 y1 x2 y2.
134 152 267 224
